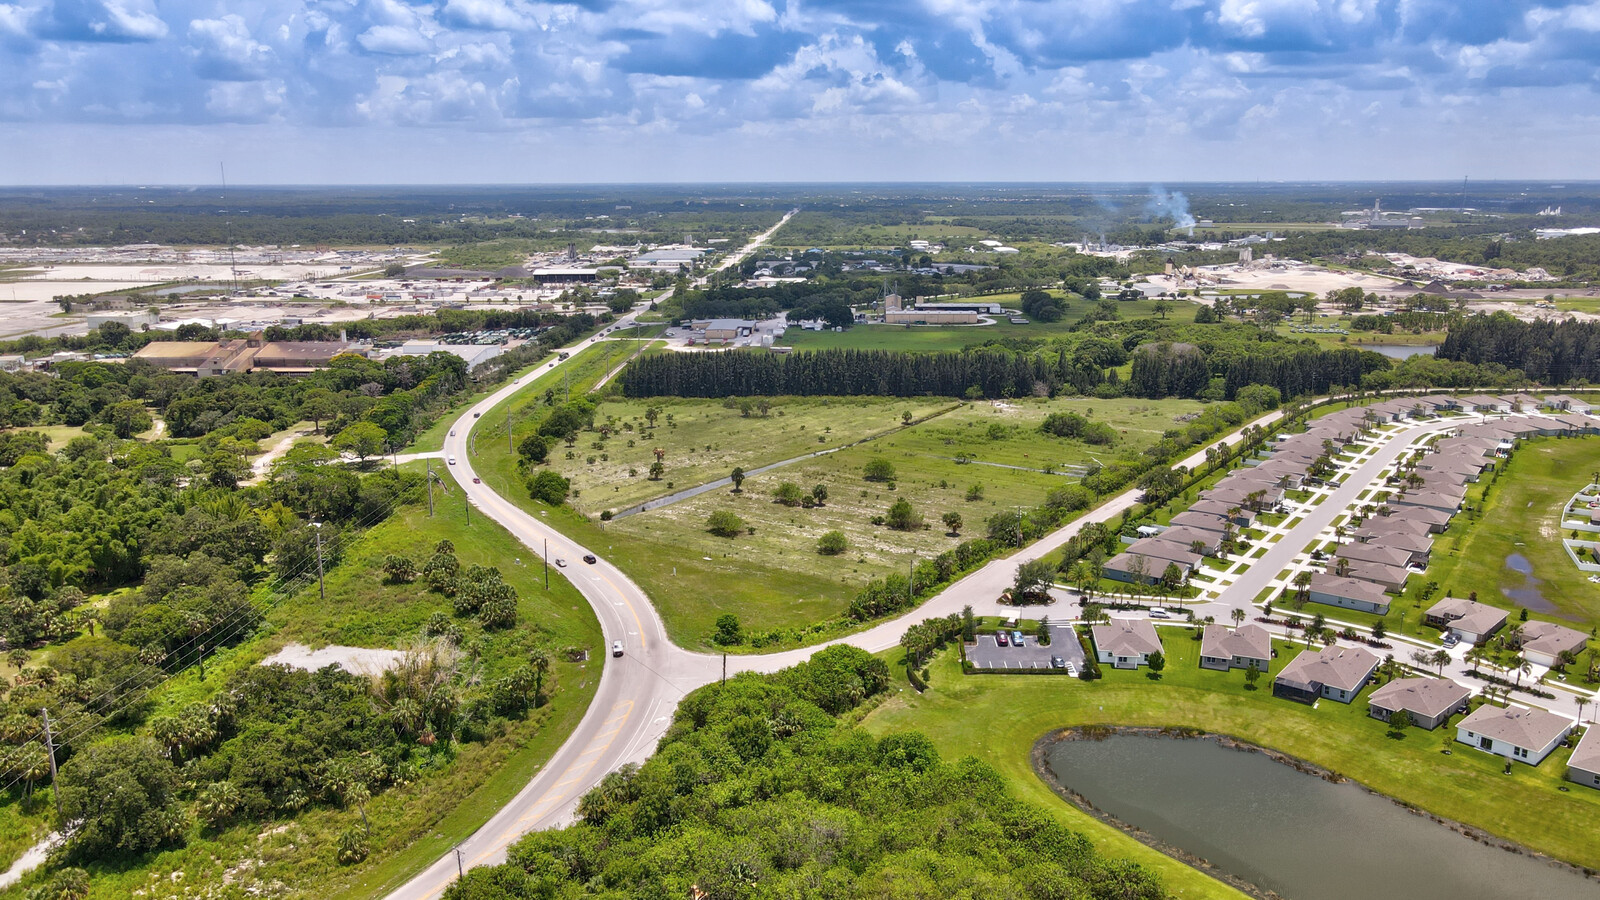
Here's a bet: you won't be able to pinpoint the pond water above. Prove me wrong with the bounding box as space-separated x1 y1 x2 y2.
1044 734 1600 900
1361 343 1440 359
1504 553 1558 613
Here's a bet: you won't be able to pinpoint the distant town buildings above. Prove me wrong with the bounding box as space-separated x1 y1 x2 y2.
133 334 365 376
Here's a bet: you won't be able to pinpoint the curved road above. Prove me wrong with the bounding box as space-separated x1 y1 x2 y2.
389 336 1280 899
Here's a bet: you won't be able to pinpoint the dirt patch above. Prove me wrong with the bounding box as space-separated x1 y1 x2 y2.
260 642 406 676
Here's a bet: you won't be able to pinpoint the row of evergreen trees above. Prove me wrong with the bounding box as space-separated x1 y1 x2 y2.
621 343 1393 402
1436 314 1600 385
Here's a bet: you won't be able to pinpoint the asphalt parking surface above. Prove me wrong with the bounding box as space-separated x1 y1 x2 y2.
969 626 1085 671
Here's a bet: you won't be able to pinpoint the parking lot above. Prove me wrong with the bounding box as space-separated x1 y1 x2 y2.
968 625 1085 672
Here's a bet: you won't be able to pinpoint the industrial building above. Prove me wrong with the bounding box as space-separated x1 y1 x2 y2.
133 334 365 376
630 247 705 272
392 340 505 370
531 267 599 284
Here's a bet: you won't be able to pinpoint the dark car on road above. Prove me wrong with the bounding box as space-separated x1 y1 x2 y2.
583 554 597 564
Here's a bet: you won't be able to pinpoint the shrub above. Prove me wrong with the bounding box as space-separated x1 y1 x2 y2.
863 458 897 482
707 509 745 538
885 498 923 531
817 530 849 555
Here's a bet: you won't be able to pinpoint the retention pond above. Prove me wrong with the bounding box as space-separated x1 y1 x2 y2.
1041 731 1600 900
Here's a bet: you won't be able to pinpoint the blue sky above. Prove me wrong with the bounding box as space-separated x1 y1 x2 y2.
0 0 1596 183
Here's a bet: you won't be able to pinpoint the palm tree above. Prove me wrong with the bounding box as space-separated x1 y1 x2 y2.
1231 608 1247 627
1514 658 1533 687
1431 649 1451 675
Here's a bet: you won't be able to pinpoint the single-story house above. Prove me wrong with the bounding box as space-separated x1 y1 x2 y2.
1352 530 1432 566
1499 393 1543 412
1383 505 1454 533
1306 573 1392 615
1515 621 1589 668
1199 624 1272 672
1425 597 1509 644
1544 395 1592 414
1392 488 1463 515
1367 677 1472 730
1208 480 1285 509
1569 727 1600 789
1330 559 1411 593
1457 704 1573 766
1460 394 1512 414
1092 619 1163 669
1335 542 1417 570
1274 645 1379 704
1549 413 1600 435
1168 511 1231 535
1186 499 1256 527
1155 525 1222 556
1351 517 1432 541
1104 552 1169 586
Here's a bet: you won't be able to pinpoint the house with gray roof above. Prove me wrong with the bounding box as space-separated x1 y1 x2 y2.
1154 525 1221 556
1457 704 1573 766
1186 499 1255 526
1307 573 1392 615
1382 504 1453 533
1515 621 1589 669
1568 727 1600 789
1544 394 1592 414
1367 677 1472 730
1199 624 1271 672
1352 516 1432 541
1168 511 1231 535
1092 619 1163 669
1104 539 1199 585
1335 541 1418 570
1459 394 1512 414
1329 559 1411 592
1274 645 1379 705
1425 597 1508 644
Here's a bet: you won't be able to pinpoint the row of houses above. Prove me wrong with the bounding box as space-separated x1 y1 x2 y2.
1306 395 1600 620
1092 619 1598 784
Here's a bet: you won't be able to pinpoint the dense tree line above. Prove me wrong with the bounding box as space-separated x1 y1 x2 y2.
1436 313 1600 384
444 644 1163 900
622 349 1064 400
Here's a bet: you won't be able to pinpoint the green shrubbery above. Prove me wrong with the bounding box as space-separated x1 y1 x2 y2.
446 645 1162 900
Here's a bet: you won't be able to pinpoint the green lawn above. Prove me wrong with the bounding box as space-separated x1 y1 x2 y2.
863 629 1600 892
1408 435 1600 632
12 475 605 900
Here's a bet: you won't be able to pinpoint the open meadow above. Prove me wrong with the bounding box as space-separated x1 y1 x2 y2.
474 392 1206 649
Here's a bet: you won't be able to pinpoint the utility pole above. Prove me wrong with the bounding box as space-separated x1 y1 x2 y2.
40 708 62 820
508 403 514 455
312 522 326 601
454 846 464 879
464 491 470 526
544 538 549 590
426 460 435 517
721 652 727 687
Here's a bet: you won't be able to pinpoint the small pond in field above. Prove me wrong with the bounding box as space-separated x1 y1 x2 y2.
1042 733 1599 900
1504 552 1558 613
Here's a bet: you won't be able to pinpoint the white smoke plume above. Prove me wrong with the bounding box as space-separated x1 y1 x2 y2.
1144 186 1197 233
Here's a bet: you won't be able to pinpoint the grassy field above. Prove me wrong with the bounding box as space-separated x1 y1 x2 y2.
1406 435 1600 632
550 397 958 514
863 627 1600 893
8 474 606 900
473 393 1206 649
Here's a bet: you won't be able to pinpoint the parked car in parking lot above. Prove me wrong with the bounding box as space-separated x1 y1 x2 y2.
1011 630 1025 646
996 631 1009 646
1051 656 1066 669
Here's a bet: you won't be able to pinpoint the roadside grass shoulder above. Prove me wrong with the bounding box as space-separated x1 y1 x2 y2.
863 630 1600 883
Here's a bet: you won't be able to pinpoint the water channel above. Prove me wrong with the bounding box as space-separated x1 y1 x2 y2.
1361 343 1440 359
1043 733 1600 900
